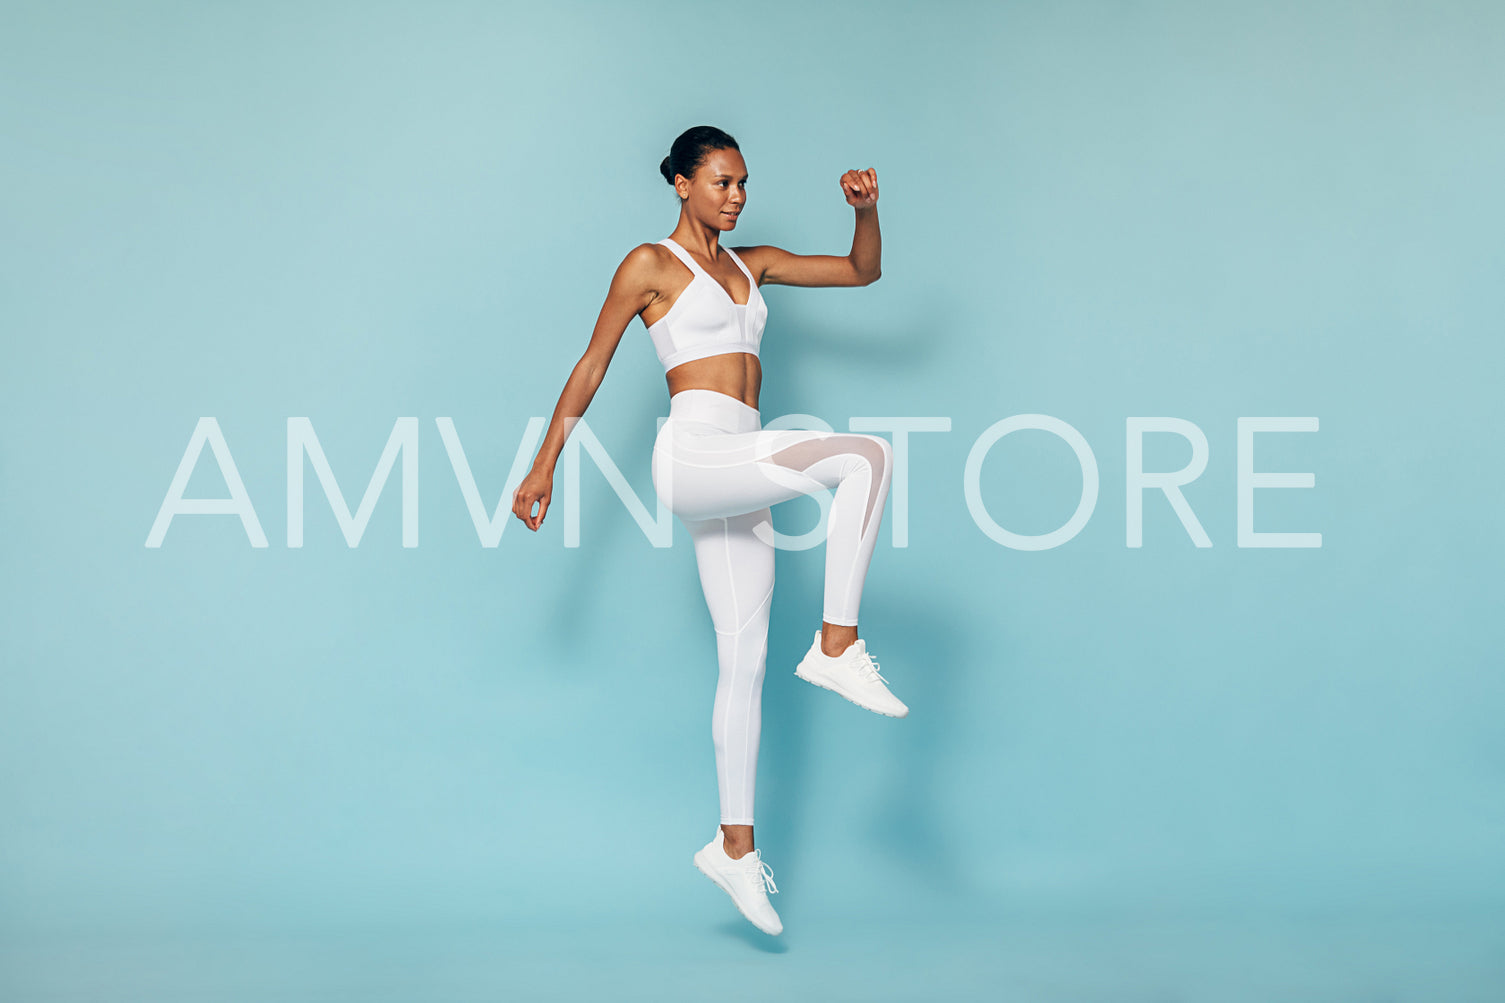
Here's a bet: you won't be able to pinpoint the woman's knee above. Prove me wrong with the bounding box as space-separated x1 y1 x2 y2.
848 433 892 486
865 434 893 477
826 433 879 470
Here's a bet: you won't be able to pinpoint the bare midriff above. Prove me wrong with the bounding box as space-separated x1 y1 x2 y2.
666 352 762 411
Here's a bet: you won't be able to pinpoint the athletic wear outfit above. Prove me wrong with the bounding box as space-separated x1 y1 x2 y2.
646 235 904 933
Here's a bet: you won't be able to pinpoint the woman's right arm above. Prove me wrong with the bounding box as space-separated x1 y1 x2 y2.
510 244 660 531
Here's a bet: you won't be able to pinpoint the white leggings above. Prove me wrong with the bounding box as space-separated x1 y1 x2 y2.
651 388 894 825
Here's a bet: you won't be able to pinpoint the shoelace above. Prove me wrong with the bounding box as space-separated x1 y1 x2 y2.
743 850 779 895
853 648 891 686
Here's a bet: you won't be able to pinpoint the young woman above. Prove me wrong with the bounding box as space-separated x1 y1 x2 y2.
510 125 907 936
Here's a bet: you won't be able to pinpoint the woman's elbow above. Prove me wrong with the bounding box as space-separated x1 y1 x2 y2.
573 356 608 387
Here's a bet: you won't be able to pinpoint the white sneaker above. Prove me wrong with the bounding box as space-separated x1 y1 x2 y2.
692 828 783 936
794 630 909 718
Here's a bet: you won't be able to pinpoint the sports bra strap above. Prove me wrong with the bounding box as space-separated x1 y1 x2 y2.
659 237 711 281
722 245 756 285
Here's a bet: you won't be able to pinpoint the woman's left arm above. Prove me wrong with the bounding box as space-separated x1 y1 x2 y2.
743 167 881 288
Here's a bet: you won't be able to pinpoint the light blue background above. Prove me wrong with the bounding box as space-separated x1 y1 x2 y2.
3 1 1502 999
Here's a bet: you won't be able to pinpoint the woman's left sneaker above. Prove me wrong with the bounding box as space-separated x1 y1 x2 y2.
692 828 783 936
794 630 909 718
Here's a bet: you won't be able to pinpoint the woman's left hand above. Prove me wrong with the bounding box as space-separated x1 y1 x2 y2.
840 167 878 209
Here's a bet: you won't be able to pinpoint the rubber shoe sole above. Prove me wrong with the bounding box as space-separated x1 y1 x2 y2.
692 847 783 936
794 656 909 718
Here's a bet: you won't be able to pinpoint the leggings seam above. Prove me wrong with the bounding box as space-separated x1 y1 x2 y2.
729 582 775 636
718 517 741 820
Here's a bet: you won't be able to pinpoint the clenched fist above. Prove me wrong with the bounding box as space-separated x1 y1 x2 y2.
841 167 878 208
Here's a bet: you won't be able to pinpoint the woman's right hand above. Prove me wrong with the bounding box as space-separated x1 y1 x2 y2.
511 468 553 531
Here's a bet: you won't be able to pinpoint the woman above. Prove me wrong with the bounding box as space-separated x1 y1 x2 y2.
510 125 907 937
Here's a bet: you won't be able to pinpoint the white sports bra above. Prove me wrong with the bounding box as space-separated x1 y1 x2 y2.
647 237 768 372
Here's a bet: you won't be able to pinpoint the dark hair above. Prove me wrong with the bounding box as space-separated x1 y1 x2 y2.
659 125 740 192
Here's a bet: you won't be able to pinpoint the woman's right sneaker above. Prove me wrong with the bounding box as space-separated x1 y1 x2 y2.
794 630 909 718
692 828 783 936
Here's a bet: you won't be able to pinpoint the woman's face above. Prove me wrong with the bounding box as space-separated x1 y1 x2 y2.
678 147 747 230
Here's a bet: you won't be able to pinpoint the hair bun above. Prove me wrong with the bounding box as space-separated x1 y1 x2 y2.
659 126 739 191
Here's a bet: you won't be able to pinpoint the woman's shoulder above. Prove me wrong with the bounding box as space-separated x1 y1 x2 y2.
621 240 676 269
607 241 683 301
615 241 674 278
